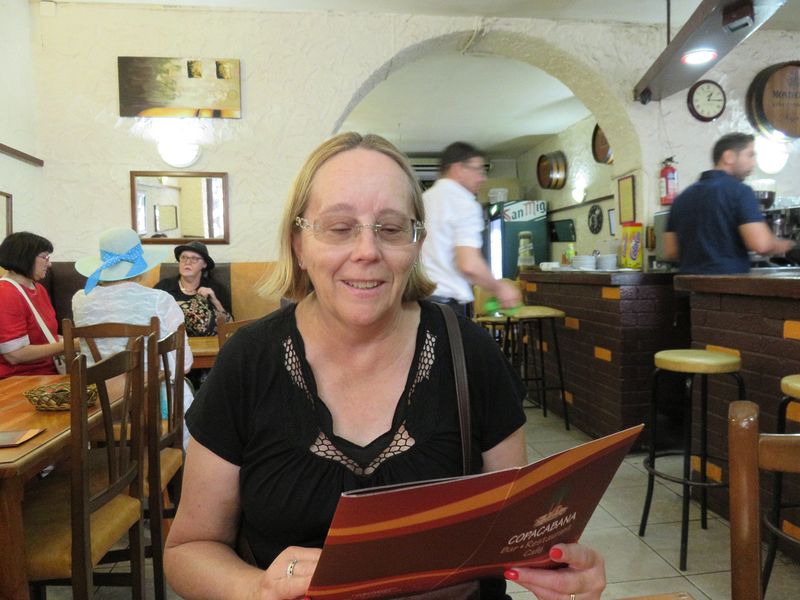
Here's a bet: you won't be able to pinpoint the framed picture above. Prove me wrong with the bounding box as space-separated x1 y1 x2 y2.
118 57 241 118
154 204 178 232
617 175 635 223
608 208 617 236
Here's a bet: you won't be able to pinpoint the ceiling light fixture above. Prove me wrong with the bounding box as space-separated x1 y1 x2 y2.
634 0 786 104
681 49 718 65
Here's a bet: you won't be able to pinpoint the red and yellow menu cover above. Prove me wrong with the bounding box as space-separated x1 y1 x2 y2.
308 425 642 600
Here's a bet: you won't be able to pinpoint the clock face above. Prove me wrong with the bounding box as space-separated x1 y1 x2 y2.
588 204 603 234
688 80 726 122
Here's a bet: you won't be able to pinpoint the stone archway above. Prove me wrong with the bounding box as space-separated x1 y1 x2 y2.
332 29 640 177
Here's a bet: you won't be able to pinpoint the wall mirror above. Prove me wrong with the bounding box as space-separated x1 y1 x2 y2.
130 171 229 244
1 191 11 237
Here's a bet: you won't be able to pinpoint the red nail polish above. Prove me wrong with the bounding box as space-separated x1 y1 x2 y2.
549 547 563 560
503 569 519 581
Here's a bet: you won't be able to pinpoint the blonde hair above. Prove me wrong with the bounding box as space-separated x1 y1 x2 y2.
261 132 435 302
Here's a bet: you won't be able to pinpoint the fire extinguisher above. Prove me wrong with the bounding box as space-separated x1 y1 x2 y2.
659 157 678 205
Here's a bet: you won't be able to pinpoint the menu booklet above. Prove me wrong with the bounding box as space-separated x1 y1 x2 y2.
308 425 642 600
0 428 45 448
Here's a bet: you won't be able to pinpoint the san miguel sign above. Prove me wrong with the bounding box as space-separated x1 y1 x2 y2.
747 62 800 139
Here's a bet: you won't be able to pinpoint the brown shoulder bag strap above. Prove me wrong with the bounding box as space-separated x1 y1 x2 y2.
435 303 472 476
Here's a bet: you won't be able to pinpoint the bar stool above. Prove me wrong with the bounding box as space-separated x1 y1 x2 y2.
638 348 745 571
512 306 569 430
762 374 800 595
472 286 512 356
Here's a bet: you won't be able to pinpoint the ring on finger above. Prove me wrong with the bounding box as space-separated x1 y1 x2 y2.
286 558 298 578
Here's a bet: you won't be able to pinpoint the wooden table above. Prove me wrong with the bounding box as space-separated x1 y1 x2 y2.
188 336 219 369
0 374 123 600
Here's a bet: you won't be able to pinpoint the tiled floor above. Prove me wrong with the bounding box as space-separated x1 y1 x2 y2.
50 405 800 599
507 406 800 599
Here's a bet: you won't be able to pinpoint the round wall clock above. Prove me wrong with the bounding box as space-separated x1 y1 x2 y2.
588 204 603 234
687 79 726 122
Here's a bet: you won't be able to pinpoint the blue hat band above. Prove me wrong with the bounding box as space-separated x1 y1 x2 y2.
84 244 147 294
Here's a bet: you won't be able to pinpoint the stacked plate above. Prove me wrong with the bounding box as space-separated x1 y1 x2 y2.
596 254 618 270
571 254 597 270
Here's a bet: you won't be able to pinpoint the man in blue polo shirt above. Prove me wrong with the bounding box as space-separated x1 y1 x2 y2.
663 133 794 274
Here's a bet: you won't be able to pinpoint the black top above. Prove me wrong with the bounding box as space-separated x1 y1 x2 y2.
154 275 232 336
186 301 526 598
666 170 764 274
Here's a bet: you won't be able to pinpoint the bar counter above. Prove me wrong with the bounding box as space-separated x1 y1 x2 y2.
673 268 800 554
518 270 690 442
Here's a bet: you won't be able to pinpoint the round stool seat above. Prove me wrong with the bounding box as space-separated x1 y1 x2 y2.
781 374 800 399
513 305 566 320
654 349 740 374
475 315 507 325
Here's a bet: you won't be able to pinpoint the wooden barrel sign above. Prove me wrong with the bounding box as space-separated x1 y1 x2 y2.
536 151 567 189
746 62 800 139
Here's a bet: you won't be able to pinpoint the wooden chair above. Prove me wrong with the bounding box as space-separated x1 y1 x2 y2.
216 315 257 349
23 344 146 599
147 324 187 600
63 317 185 600
728 400 800 600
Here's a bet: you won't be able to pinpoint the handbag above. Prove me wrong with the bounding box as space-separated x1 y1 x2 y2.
236 303 480 598
1 276 67 374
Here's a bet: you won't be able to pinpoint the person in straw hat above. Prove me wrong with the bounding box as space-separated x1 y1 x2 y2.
72 227 194 446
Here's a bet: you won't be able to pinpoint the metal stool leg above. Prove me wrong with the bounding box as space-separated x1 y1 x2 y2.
680 374 695 571
700 374 709 530
550 318 569 430
639 367 662 537
536 319 548 417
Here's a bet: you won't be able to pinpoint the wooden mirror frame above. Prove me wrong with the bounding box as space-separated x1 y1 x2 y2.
130 171 230 245
1 191 11 237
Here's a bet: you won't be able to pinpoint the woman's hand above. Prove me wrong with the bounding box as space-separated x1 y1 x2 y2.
197 286 226 312
248 546 321 600
504 543 606 600
196 286 216 301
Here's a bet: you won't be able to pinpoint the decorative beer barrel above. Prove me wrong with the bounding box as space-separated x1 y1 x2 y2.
536 151 567 189
746 62 800 139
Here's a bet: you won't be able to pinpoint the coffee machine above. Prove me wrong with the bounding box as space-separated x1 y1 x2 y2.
753 181 800 266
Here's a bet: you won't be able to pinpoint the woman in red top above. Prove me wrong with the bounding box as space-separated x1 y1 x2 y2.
0 232 66 379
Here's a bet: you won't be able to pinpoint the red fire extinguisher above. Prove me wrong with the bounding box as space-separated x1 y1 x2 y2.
659 157 678 205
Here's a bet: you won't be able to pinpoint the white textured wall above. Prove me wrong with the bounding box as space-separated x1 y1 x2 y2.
518 116 616 257
6 3 800 262
0 0 40 235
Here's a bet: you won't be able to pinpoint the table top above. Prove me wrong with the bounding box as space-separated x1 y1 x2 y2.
0 374 122 479
188 336 219 357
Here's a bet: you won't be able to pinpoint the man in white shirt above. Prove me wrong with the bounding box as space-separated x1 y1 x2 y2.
421 142 521 315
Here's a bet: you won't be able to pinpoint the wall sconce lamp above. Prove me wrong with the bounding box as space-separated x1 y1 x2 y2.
157 140 202 168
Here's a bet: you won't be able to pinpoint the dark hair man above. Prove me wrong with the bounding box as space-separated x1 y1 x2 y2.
663 133 794 274
420 142 521 315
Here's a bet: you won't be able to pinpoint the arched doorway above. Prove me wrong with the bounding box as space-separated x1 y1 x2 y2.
332 29 641 177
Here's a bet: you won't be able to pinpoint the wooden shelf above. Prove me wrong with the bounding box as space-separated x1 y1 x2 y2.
0 143 44 167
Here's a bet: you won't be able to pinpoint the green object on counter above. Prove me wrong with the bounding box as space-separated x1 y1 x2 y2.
483 297 521 316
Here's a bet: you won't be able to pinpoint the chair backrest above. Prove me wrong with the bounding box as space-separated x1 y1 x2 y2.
63 317 160 367
728 400 800 600
155 323 186 452
70 341 145 578
216 316 256 349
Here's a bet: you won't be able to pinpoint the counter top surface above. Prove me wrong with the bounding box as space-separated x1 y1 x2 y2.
520 270 677 286
674 268 800 298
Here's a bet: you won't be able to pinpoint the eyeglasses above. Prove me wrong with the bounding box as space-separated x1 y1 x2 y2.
461 162 487 174
36 254 51 263
295 216 424 246
179 255 203 264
